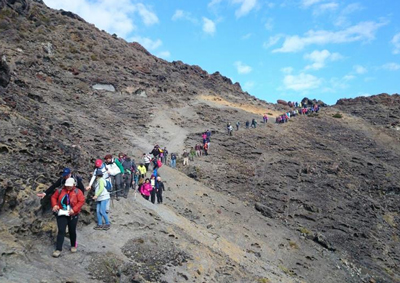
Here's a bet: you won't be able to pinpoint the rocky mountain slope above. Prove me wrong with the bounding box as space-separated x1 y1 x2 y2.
1 1 399 282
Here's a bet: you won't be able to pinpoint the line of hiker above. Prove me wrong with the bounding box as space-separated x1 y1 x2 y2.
276 102 320 123
37 145 173 258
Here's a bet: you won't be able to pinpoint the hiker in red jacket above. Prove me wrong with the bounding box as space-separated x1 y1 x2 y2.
51 177 85 258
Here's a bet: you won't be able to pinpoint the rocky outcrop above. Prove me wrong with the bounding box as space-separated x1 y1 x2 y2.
0 56 10 88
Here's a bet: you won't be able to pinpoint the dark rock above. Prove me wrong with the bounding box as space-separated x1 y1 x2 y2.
255 202 275 218
60 10 84 22
277 99 288 106
313 233 335 251
0 56 11 88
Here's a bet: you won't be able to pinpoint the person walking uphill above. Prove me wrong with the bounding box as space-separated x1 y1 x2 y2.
104 154 124 200
140 178 153 201
51 177 85 258
37 168 85 199
91 169 110 230
155 176 165 204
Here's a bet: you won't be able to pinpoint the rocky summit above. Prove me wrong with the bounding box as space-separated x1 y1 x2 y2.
1 1 399 282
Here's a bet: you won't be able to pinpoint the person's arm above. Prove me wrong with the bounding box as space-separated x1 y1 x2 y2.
42 178 62 197
51 189 60 211
94 179 105 199
86 170 96 190
72 190 85 214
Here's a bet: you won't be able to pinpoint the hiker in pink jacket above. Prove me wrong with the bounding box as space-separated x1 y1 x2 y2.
140 178 153 201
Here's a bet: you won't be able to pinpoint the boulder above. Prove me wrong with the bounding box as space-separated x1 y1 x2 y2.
255 202 275 218
0 56 11 88
277 99 288 106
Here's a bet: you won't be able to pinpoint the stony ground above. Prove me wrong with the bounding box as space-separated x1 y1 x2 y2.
0 1 399 283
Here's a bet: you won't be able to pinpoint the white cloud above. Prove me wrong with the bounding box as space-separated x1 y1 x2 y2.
130 36 162 50
264 18 274 31
241 33 253 40
304 49 343 70
283 73 321 91
335 3 364 27
234 61 252 74
244 81 255 90
343 74 355 81
157 51 171 59
135 3 159 26
208 0 222 8
202 17 216 35
301 0 323 7
281 67 294 74
232 0 258 18
354 65 367 74
263 35 282 48
391 33 400 54
43 0 159 38
381 62 400 71
172 9 198 24
273 21 387 53
313 2 339 15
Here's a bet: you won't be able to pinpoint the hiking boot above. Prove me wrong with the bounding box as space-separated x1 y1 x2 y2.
94 225 103 230
102 224 111 230
71 247 77 253
52 250 61 258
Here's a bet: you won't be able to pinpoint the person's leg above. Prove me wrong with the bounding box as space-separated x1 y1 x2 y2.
96 201 102 225
100 200 110 225
145 163 149 171
124 174 130 197
67 215 79 248
116 174 123 197
56 216 68 251
150 189 156 204
157 189 163 203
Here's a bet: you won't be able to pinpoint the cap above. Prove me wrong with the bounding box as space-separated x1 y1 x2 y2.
65 177 75 187
95 159 103 168
95 169 103 176
62 168 71 177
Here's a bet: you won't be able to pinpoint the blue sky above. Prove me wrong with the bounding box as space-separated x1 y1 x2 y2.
44 0 400 105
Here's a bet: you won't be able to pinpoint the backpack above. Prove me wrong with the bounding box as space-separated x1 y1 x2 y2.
105 179 112 191
157 159 163 168
122 158 133 175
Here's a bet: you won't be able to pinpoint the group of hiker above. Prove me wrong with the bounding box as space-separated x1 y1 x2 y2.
183 130 212 165
276 102 320 123
37 146 171 258
227 116 263 135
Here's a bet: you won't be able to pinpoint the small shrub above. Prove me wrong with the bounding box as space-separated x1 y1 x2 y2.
298 227 312 235
257 278 271 283
279 265 295 276
383 213 397 228
267 113 273 116
289 241 299 249
332 112 343 118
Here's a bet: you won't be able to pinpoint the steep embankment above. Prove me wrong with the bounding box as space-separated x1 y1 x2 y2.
1 1 400 283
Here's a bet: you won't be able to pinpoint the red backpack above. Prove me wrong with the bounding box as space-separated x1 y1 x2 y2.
157 159 163 168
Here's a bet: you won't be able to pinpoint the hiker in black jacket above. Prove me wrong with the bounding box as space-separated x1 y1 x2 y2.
155 176 165 204
37 168 85 199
